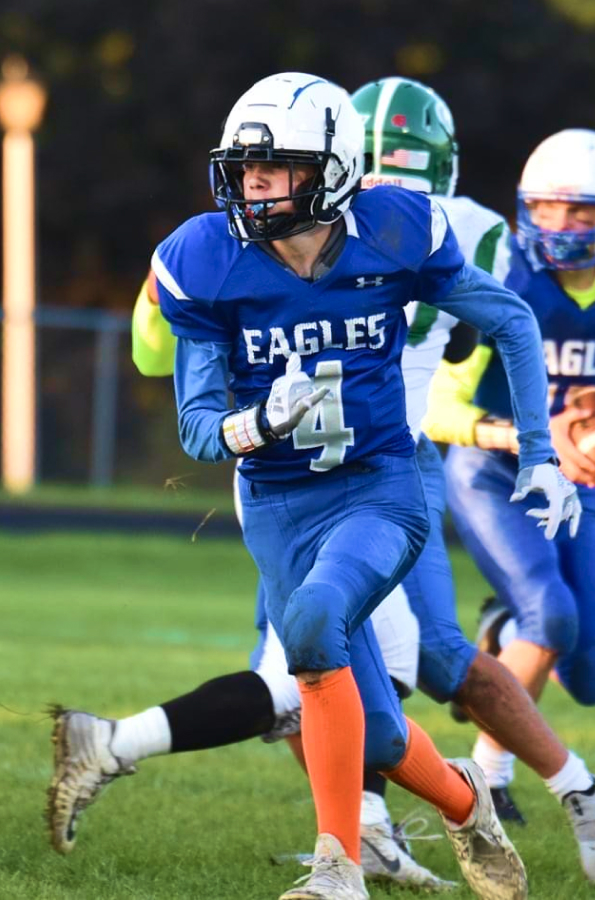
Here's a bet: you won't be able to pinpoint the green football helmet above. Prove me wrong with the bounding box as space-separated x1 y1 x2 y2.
351 77 458 197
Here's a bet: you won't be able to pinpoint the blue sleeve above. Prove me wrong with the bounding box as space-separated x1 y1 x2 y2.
157 280 231 343
173 338 236 462
430 263 555 468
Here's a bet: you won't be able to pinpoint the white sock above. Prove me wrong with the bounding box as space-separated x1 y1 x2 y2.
110 706 172 762
499 617 517 649
360 790 391 827
545 751 594 801
472 735 516 788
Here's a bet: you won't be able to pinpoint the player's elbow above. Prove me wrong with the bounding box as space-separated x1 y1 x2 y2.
178 411 230 463
133 356 172 377
178 415 203 460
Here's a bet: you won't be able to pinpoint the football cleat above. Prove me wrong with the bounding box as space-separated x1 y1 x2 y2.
361 818 457 890
490 787 526 826
439 759 527 900
476 597 511 657
46 704 136 854
562 779 595 881
279 833 369 900
261 708 302 743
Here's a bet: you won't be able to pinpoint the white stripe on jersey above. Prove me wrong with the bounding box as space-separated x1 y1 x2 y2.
151 250 190 300
492 226 512 284
428 198 449 255
343 208 359 237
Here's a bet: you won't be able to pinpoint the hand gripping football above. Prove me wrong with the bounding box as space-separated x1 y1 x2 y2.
569 387 595 462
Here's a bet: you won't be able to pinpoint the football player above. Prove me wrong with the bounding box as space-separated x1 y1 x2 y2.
47 72 576 900
132 253 452 893
425 128 595 859
349 78 595 848
128 82 594 879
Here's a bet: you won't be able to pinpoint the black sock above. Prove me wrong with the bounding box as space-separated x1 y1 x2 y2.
363 770 387 797
161 670 275 753
390 675 412 701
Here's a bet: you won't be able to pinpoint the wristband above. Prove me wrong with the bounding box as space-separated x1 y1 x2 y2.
474 416 519 454
221 403 282 456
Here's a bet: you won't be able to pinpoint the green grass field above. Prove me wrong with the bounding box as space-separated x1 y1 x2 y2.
0 482 236 515
0 530 593 899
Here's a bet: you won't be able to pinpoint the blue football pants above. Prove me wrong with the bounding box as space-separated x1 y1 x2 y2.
238 454 429 770
445 444 595 705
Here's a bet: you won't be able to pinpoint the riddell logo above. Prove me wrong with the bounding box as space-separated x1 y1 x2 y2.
356 276 384 288
361 174 404 188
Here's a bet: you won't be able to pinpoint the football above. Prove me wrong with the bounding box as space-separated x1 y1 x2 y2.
569 387 595 461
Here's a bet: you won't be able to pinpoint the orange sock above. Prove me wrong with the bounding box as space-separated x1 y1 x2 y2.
298 666 364 863
383 717 474 823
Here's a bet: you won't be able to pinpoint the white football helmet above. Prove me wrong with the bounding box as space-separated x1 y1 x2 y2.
210 72 365 241
517 129 595 269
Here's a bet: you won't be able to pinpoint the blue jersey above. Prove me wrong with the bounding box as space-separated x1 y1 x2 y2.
155 186 554 480
475 237 595 418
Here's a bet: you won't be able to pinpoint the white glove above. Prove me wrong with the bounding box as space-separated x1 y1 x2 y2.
265 352 328 438
510 462 582 540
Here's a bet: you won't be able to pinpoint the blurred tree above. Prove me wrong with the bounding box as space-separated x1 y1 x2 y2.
544 0 595 28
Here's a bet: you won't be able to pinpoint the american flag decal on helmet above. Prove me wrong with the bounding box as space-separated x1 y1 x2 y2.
380 149 430 170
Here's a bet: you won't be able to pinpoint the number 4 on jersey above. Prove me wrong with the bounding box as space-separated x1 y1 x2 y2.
293 360 355 472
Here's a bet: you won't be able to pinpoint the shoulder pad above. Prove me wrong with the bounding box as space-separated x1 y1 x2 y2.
153 212 243 303
353 186 433 269
436 195 505 234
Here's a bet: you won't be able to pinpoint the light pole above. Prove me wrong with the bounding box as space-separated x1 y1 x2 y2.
0 55 47 493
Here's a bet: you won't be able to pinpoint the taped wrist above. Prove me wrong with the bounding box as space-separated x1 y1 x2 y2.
221 402 282 456
474 416 519 453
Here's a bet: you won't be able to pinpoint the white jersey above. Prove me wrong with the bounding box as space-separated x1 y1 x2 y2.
403 195 510 439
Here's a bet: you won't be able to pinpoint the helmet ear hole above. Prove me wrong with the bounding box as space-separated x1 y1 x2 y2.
293 167 325 212
323 156 348 192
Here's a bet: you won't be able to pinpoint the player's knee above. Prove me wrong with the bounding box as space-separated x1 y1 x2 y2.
281 584 347 672
571 681 595 705
560 648 595 705
416 641 475 703
540 611 579 656
363 710 408 770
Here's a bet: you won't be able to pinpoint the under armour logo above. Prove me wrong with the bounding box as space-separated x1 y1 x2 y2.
356 276 384 288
